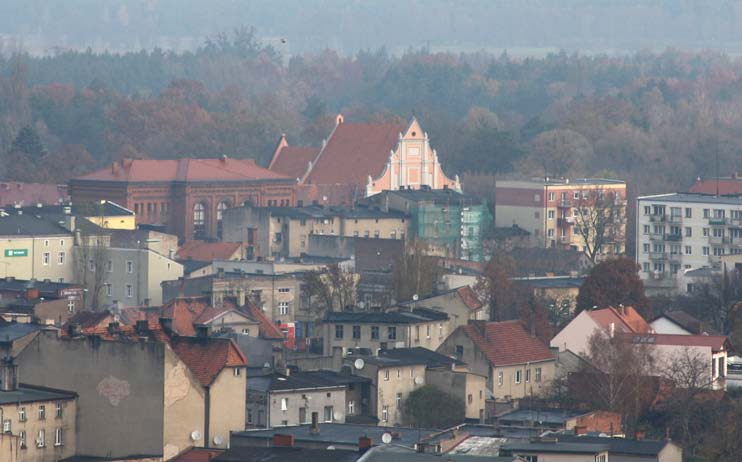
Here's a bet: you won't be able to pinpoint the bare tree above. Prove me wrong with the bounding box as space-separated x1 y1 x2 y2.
392 240 438 302
572 187 626 263
301 263 358 320
687 264 742 336
73 231 110 311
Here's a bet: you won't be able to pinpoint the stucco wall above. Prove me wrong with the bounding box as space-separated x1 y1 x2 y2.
208 366 246 448
161 347 204 460
0 397 77 462
16 332 166 458
267 387 346 427
550 311 599 355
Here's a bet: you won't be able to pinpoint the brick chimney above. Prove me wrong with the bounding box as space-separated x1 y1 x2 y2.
359 436 372 453
272 434 295 447
0 357 18 392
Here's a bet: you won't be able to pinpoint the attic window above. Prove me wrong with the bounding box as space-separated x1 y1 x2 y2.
412 131 416 136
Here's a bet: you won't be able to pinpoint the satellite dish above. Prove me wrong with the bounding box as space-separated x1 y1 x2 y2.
333 411 343 421
263 362 271 368
382 432 393 444
414 376 424 385
412 294 419 301
190 430 202 441
354 358 365 370
213 435 223 445
327 445 336 450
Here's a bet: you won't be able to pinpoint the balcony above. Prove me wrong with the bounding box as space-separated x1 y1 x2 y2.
649 251 667 260
669 253 683 262
558 236 570 244
665 234 682 242
557 217 575 227
709 218 727 226
709 236 730 245
649 215 666 223
667 215 683 224
649 233 666 241
557 199 572 208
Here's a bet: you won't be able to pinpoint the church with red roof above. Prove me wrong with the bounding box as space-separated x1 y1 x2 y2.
269 114 461 205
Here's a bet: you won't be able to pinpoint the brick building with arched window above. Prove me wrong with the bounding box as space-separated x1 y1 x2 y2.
69 157 295 242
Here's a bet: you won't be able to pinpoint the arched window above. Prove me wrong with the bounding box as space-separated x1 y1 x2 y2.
193 203 207 240
216 200 231 239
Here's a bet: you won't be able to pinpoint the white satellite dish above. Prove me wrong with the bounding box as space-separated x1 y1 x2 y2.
414 376 424 385
213 435 223 445
263 362 271 368
412 294 419 301
190 430 202 441
354 358 365 370
381 432 393 444
333 411 343 421
327 445 336 450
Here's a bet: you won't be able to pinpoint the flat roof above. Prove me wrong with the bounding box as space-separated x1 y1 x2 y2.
324 309 448 324
638 192 742 205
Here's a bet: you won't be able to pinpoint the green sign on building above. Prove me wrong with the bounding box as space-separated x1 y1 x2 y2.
4 249 28 257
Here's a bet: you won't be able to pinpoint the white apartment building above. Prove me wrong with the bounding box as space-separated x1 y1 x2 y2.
636 193 742 295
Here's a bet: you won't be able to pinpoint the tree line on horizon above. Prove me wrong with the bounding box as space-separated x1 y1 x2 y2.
1 28 741 193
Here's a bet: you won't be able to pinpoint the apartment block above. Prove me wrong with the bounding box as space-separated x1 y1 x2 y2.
636 193 742 295
495 178 627 256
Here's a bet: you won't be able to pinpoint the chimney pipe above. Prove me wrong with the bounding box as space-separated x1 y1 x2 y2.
310 411 320 434
0 357 18 392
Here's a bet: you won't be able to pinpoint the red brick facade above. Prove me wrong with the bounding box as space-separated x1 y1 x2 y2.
70 158 296 242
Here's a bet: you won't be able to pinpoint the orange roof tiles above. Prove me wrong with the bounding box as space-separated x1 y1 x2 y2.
270 146 320 180
160 298 214 336
177 241 242 261
690 179 742 195
246 301 284 340
456 286 484 311
463 321 554 367
170 336 247 387
304 122 406 186
589 307 650 334
76 157 290 183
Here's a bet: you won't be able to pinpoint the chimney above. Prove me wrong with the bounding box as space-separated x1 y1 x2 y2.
107 321 120 335
609 322 615 338
310 412 320 434
237 289 246 307
358 436 372 453
272 434 295 447
0 357 19 392
195 324 211 338
111 161 119 175
160 317 174 334
574 425 587 436
25 287 40 300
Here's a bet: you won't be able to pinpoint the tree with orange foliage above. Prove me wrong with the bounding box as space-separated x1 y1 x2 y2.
576 257 651 318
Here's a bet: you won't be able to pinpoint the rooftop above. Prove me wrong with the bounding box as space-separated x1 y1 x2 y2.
0 323 43 343
0 182 68 208
249 370 370 393
511 276 584 289
588 306 651 334
0 278 82 296
213 446 360 462
324 309 449 324
0 212 71 236
177 241 242 262
74 157 291 184
379 347 465 368
618 332 728 351
638 192 742 205
651 310 711 335
379 188 483 205
463 321 554 367
504 435 673 457
269 137 321 180
690 176 742 195
253 204 408 220
397 286 484 312
233 422 441 447
0 383 76 405
21 200 134 217
170 336 247 387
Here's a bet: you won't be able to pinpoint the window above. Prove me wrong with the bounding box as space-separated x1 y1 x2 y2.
43 252 50 265
439 323 443 338
105 284 112 297
643 224 650 234
573 191 580 200
37 429 45 448
2 419 9 432
44 240 50 247
107 259 113 272
455 345 464 359
415 326 420 341
19 408 26 422
55 428 63 446
703 209 710 218
371 326 379 339
125 284 133 298
547 210 555 220
685 246 692 255
278 288 290 293
703 228 710 237
548 192 555 201
643 262 650 272
193 203 206 240
397 369 401 379
126 260 134 273
348 400 355 415
644 205 651 215
468 394 473 404
396 392 402 408
384 370 390 381
353 325 361 339
57 251 65 265
67 300 75 313
233 368 241 377
216 201 230 238
388 326 396 340
39 405 46 420
515 370 522 384
274 232 282 243
281 398 288 411
278 302 289 316
643 243 650 253
335 325 344 339
685 227 692 237
299 407 306 423
498 371 503 386
535 368 542 382
281 419 288 426
324 406 334 422
703 247 710 256
547 228 554 238
382 406 388 422
88 259 95 272
19 430 26 449
426 324 431 338
685 208 692 218
525 369 531 383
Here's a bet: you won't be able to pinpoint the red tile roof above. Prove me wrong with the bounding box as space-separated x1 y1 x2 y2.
0 182 68 207
588 307 650 334
270 146 320 180
295 183 360 206
193 305 233 325
304 122 406 186
463 321 554 367
177 241 242 262
246 301 284 340
65 310 115 329
171 448 224 462
76 157 290 183
170 336 247 387
456 286 484 311
620 333 728 352
690 179 742 195
159 298 215 336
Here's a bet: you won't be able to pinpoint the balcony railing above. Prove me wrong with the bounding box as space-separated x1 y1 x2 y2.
558 199 572 208
557 217 575 227
669 253 683 262
667 215 683 224
649 251 667 260
649 215 666 223
649 233 666 241
665 234 682 242
709 218 727 226
709 236 730 245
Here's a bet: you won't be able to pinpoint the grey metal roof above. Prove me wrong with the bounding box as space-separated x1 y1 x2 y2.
0 213 71 236
504 435 671 456
0 323 42 343
233 423 441 447
381 189 483 205
511 277 584 289
498 409 582 425
215 446 361 462
360 445 515 461
0 278 81 296
379 347 465 368
325 309 448 324
249 370 371 392
0 384 76 405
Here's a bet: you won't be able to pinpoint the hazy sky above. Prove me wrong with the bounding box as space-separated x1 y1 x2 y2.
1 1 741 56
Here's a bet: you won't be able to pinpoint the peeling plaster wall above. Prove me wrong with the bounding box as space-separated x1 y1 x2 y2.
208 367 246 448
16 331 166 458
162 347 204 459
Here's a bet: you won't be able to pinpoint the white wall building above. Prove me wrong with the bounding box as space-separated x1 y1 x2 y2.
636 193 742 295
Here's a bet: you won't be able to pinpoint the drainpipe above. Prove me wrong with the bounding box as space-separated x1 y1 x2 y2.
204 387 211 447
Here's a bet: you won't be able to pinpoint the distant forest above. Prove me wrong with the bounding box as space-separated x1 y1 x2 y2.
1 27 742 198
